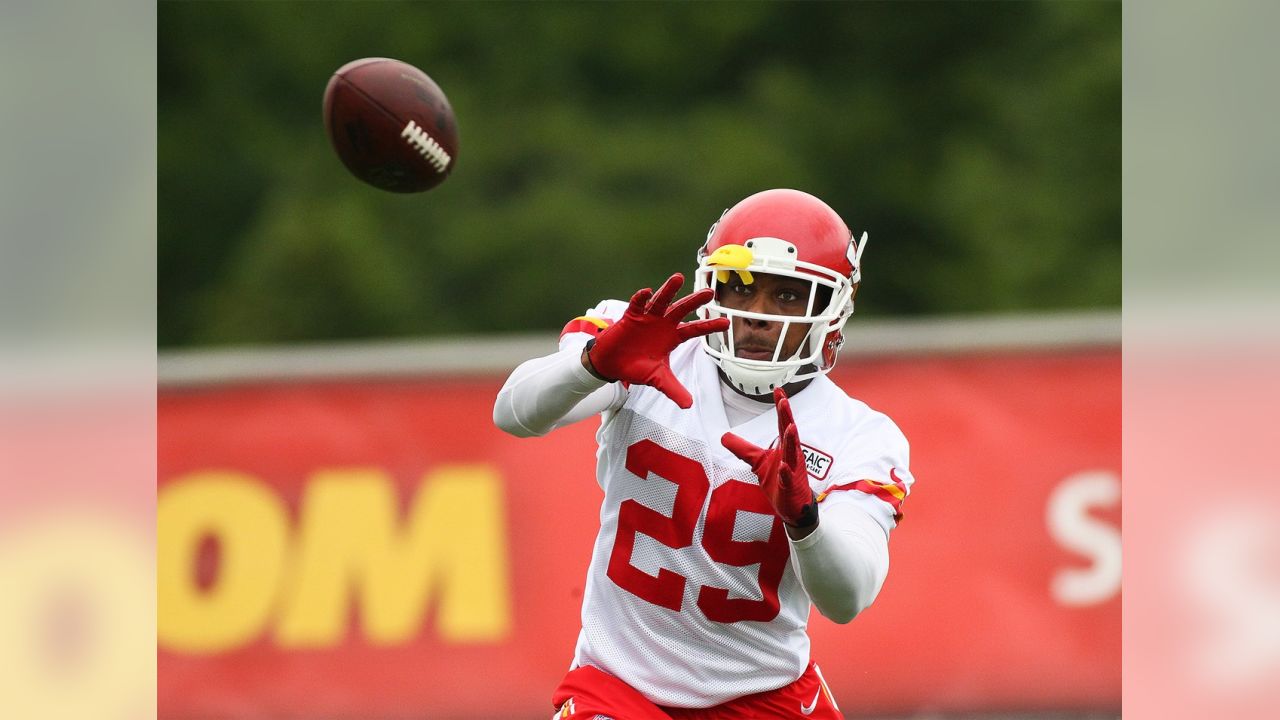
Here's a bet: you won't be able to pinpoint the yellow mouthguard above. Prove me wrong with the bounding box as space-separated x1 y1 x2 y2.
707 244 754 285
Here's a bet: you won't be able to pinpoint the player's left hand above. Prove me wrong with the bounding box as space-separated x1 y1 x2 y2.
721 387 819 529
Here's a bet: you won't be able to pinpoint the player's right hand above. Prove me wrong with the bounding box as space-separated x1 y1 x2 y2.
585 273 729 408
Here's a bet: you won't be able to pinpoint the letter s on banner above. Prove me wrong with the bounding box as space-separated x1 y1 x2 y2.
1047 470 1121 607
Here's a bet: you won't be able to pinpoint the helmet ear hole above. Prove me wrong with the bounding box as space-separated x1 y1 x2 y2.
814 284 833 313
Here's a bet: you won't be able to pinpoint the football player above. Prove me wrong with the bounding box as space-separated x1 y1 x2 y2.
494 189 914 720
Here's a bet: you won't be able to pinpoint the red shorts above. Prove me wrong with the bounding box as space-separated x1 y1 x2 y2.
551 662 842 720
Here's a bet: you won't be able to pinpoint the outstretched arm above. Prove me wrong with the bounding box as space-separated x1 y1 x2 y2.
788 501 890 623
493 346 623 438
494 273 727 437
722 387 890 623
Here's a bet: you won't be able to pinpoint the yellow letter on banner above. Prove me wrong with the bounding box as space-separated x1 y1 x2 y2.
158 472 290 653
275 466 512 647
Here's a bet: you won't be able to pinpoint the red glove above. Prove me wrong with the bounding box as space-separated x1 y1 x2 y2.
721 388 818 528
586 273 729 409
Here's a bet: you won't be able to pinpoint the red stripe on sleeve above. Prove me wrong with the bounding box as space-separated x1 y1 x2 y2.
560 316 613 339
819 478 907 522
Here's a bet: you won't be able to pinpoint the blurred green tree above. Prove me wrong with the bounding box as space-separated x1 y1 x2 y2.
159 0 1119 347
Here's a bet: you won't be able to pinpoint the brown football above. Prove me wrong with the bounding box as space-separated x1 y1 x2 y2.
323 57 459 193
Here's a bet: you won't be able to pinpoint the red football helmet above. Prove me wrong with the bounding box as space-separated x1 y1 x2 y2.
693 189 867 394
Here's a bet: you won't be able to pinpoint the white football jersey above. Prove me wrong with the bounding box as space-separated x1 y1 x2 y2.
559 300 913 708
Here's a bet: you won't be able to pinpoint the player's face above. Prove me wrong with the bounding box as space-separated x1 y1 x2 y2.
716 273 822 361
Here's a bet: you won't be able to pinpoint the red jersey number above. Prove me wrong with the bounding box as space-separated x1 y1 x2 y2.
698 479 789 622
605 439 790 622
606 439 709 611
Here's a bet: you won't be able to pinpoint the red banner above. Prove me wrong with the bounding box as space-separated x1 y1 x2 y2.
159 350 1119 718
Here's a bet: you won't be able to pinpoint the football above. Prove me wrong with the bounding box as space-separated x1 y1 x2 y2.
323 57 459 193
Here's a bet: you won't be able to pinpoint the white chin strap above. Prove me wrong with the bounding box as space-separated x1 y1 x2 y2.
718 359 799 397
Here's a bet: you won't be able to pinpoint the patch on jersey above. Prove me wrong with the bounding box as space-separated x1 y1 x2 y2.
561 315 613 338
800 444 833 480
817 467 910 522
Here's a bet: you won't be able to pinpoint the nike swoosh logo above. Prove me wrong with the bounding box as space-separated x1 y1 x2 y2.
800 688 821 715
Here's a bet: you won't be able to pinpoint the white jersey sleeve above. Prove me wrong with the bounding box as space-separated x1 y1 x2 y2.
812 410 914 537
788 500 890 623
556 299 630 353
786 401 912 622
492 300 630 437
